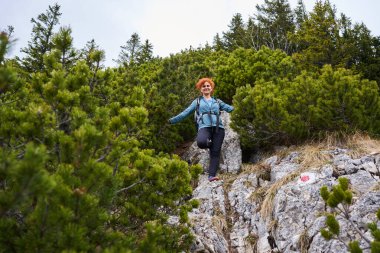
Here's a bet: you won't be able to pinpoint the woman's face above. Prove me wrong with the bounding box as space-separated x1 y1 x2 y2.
201 81 213 95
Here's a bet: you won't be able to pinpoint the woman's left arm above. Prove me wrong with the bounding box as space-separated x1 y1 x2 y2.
219 100 234 113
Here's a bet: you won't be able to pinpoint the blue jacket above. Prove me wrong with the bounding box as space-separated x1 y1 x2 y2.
169 97 234 129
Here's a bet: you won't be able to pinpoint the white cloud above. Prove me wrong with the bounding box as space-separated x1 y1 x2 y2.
134 0 261 58
1 0 379 67
136 0 227 56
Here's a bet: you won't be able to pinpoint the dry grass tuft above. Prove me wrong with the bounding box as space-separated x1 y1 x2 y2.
290 131 379 169
242 163 270 173
274 147 294 161
309 131 380 157
346 132 380 158
219 173 239 191
242 163 271 183
245 233 259 252
267 219 278 233
370 182 380 191
249 185 270 208
320 131 347 148
298 229 310 253
260 169 304 219
298 144 332 170
211 215 228 235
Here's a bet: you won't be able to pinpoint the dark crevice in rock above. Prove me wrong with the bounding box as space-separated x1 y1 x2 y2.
332 167 340 178
223 183 234 253
267 234 279 251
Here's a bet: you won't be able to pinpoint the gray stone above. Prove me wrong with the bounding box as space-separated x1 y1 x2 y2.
361 161 378 174
264 156 278 167
188 144 380 253
271 162 299 182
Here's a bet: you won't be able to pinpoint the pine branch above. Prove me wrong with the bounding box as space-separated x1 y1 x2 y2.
116 178 146 194
112 159 119 176
340 203 372 244
0 98 22 106
95 145 111 162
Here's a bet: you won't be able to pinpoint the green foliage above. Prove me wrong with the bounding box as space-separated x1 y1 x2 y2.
290 0 340 69
19 3 62 73
3 1 380 251
115 33 154 67
320 186 329 201
287 0 380 87
137 222 194 253
372 241 380 253
222 13 249 50
116 32 141 67
320 178 380 252
51 26 78 70
320 228 333 240
369 222 380 241
0 29 201 251
213 0 380 90
232 64 380 148
0 28 12 64
325 214 340 235
338 177 349 191
0 31 22 93
214 46 299 102
348 241 363 253
294 0 308 30
80 39 106 72
321 177 353 208
253 0 296 54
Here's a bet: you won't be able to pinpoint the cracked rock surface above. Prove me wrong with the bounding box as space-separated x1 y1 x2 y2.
187 143 380 253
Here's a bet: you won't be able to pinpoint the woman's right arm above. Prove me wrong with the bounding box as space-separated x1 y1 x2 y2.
169 99 197 124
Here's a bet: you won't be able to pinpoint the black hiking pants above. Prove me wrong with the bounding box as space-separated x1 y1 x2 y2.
196 127 225 177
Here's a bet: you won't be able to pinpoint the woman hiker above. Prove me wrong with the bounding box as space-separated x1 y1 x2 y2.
168 78 234 182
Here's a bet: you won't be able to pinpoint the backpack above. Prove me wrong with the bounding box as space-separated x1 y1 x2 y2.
194 96 221 129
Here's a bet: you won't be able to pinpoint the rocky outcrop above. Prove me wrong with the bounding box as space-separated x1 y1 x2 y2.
188 147 380 253
183 111 242 174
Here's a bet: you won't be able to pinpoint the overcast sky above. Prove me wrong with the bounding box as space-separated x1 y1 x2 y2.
1 0 379 67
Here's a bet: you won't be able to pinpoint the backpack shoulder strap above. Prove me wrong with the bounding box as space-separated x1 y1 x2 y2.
194 96 202 128
196 96 201 114
213 97 222 111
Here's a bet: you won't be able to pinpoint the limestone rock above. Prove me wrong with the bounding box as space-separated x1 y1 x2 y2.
188 147 380 253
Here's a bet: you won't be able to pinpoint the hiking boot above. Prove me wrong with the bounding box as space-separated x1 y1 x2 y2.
208 176 220 182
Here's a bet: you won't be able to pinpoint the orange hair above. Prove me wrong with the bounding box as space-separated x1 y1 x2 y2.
195 78 215 92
